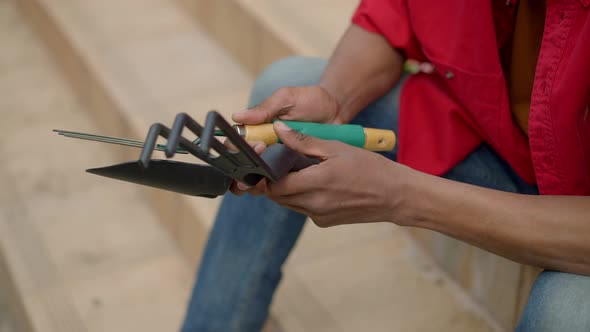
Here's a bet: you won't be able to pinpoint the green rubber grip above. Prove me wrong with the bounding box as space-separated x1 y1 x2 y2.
278 121 366 148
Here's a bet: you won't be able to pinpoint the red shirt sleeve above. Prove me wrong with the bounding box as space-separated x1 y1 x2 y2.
351 0 422 59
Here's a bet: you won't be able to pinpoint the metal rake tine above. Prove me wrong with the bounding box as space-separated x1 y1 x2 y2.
165 112 204 158
170 126 215 162
199 112 222 153
164 112 248 176
164 112 234 165
200 112 242 162
198 112 270 178
139 123 208 168
175 135 210 160
139 123 172 168
201 112 259 165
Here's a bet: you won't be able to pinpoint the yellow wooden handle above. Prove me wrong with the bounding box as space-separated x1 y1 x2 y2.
242 123 278 146
363 128 396 151
240 124 396 151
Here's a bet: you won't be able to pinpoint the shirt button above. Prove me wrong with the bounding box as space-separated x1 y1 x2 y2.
445 70 454 80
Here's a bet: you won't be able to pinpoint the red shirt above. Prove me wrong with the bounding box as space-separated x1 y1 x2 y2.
352 0 590 195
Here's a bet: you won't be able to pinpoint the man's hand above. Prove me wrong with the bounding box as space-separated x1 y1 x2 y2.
261 126 590 276
230 25 405 195
266 122 413 227
230 85 343 194
223 139 269 196
232 85 343 125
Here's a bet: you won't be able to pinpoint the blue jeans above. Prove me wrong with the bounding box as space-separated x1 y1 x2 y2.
182 57 590 332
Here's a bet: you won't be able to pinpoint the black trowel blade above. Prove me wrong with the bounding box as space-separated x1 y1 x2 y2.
87 160 232 198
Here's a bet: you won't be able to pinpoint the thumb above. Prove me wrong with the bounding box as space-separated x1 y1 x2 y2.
273 121 338 158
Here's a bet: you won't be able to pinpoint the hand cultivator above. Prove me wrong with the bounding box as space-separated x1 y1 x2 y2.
54 111 395 198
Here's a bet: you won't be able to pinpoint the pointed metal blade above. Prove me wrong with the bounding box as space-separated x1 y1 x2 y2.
87 160 232 198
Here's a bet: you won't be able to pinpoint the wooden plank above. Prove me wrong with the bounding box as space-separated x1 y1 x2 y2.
0 3 194 330
15 0 252 272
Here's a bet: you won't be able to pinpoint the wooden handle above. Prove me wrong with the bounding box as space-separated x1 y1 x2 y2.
242 124 396 152
363 128 396 151
243 124 278 146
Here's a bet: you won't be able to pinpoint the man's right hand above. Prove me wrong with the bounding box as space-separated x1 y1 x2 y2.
231 85 343 126
229 85 341 195
230 24 404 195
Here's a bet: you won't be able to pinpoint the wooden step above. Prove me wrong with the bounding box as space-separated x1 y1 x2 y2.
0 2 194 331
178 0 358 75
15 0 254 269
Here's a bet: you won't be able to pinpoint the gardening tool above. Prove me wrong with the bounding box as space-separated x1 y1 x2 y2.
234 121 395 151
54 111 396 198
56 120 396 153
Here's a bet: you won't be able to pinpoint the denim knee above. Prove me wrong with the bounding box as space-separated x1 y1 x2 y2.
516 271 590 332
248 56 327 107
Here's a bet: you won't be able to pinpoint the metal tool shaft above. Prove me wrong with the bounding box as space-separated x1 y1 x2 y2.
53 129 189 154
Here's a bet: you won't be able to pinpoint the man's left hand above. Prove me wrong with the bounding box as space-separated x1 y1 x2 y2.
267 121 415 227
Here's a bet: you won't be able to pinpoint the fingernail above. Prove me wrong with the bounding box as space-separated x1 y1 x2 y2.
274 121 290 132
237 182 250 191
254 143 265 151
